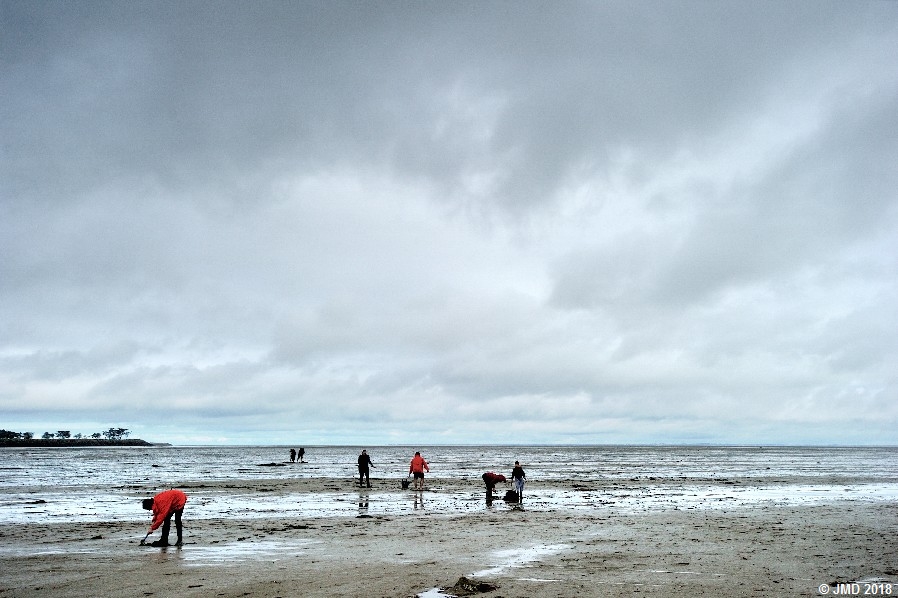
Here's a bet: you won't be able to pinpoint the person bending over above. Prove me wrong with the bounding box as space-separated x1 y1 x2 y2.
141 488 187 547
482 471 506 505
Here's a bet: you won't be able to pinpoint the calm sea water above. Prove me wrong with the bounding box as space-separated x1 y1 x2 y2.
2 445 896 525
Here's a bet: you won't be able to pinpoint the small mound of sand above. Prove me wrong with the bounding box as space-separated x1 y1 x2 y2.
448 576 498 595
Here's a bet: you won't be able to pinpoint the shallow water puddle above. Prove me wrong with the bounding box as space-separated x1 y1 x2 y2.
180 538 321 566
472 543 571 577
638 568 726 578
6 482 898 526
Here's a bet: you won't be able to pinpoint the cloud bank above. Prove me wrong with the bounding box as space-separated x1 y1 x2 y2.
2 1 896 444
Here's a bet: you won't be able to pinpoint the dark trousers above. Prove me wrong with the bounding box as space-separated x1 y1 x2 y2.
160 508 183 544
358 468 370 487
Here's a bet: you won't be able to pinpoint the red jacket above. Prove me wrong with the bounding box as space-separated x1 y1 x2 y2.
409 455 429 474
482 472 506 486
150 489 188 531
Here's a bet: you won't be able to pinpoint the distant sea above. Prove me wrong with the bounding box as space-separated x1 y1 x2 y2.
2 445 896 525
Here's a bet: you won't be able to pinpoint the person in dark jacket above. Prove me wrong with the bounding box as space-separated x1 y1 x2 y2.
358 449 375 488
511 461 526 501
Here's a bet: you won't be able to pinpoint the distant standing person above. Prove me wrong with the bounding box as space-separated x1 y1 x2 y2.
298 447 305 462
289 448 296 463
140 488 187 547
409 451 429 490
511 461 526 500
358 449 375 488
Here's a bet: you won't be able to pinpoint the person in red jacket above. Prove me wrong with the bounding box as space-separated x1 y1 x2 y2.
409 451 429 490
141 489 187 547
482 472 507 505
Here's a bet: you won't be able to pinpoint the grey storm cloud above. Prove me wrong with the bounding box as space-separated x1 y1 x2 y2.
1 1 896 445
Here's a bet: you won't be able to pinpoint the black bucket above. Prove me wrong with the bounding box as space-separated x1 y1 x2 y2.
401 478 410 490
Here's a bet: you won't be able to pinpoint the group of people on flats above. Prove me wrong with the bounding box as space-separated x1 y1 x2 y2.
288 447 305 462
355 449 426 489
481 460 526 505
358 450 525 502
357 450 525 500
139 450 526 547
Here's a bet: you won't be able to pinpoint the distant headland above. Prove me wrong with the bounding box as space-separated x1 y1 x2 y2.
0 428 169 447
0 438 164 447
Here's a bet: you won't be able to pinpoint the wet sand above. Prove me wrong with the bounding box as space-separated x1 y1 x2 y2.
1 477 896 597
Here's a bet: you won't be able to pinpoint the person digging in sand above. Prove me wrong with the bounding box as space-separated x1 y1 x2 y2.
140 488 187 546
482 471 506 505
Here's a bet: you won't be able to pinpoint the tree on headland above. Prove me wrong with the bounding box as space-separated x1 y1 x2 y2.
102 427 130 440
1 428 138 444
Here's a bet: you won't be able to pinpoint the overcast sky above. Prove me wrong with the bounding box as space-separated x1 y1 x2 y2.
2 1 896 446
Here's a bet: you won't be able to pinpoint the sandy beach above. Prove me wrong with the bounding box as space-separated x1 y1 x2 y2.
2 475 896 598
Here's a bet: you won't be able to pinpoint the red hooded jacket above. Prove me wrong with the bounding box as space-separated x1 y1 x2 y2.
149 489 188 531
